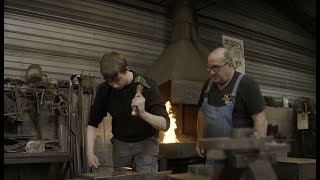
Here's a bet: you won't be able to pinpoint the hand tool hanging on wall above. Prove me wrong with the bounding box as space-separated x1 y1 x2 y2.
77 73 88 173
30 82 53 140
5 85 26 132
29 95 42 140
4 93 14 115
51 92 70 116
51 92 70 152
69 74 82 178
91 85 97 106
68 74 77 177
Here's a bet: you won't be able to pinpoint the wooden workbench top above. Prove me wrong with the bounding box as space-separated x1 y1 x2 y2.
277 157 316 164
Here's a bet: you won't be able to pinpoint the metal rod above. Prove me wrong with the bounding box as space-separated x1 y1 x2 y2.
4 112 22 116
69 74 76 154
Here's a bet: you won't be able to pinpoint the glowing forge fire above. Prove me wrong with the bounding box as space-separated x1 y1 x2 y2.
162 101 180 143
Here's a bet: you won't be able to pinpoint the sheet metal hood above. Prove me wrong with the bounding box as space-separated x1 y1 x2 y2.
146 0 209 104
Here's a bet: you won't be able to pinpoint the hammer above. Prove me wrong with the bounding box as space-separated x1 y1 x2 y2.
131 76 150 116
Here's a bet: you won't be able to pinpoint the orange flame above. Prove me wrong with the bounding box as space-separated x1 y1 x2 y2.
162 101 179 143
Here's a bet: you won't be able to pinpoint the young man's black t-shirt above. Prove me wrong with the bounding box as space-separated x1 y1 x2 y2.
198 71 265 127
88 71 170 142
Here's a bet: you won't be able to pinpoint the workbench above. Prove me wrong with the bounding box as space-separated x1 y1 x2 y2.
67 170 172 180
4 152 72 180
274 157 316 180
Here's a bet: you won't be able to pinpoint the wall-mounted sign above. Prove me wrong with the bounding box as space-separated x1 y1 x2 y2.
222 35 245 74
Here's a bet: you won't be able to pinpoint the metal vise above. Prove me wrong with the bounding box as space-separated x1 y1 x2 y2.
192 128 288 180
131 76 150 116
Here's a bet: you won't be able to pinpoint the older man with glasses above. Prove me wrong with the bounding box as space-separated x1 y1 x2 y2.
196 47 268 179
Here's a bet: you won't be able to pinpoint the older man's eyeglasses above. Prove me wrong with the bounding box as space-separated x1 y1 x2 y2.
207 61 231 72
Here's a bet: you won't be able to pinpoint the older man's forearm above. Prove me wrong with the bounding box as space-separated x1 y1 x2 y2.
252 110 268 137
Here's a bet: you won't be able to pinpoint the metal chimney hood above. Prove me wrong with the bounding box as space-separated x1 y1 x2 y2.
146 0 209 104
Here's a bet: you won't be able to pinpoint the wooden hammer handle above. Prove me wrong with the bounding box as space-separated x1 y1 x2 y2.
131 84 144 116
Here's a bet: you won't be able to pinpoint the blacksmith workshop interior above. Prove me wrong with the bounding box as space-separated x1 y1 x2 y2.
3 0 316 180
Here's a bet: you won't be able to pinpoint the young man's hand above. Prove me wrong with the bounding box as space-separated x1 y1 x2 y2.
195 143 206 158
131 93 146 115
87 153 100 168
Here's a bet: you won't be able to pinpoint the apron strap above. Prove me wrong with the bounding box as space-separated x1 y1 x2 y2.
204 79 214 97
231 73 244 96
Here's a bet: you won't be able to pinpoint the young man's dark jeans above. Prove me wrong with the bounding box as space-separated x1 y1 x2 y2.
111 136 159 173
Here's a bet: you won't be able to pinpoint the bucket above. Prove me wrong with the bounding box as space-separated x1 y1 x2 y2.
26 64 43 83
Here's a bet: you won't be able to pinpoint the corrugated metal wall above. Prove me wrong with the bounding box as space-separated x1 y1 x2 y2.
197 0 316 103
4 0 316 103
4 0 170 83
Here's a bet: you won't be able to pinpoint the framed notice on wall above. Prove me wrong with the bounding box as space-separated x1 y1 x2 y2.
222 35 245 74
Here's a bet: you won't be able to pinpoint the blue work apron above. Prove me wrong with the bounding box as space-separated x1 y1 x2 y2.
200 74 249 180
200 74 244 138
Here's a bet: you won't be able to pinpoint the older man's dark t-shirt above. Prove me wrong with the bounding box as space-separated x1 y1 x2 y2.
198 71 265 127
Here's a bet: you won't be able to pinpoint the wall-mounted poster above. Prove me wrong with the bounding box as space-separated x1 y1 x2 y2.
222 35 245 74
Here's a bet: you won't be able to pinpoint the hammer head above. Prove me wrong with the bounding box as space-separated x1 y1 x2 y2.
134 76 150 88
